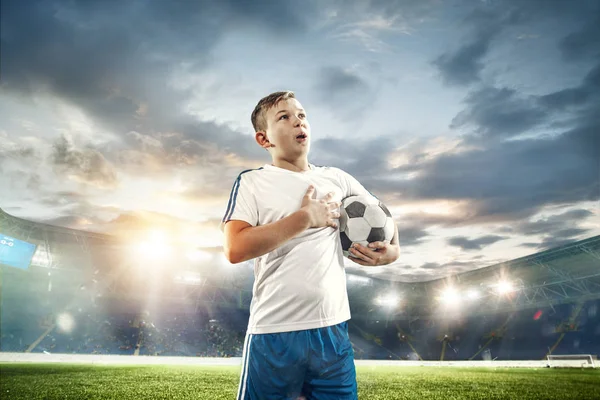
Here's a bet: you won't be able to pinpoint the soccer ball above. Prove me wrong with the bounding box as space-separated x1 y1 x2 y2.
338 195 395 257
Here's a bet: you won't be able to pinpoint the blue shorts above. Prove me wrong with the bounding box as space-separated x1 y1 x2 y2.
237 321 357 400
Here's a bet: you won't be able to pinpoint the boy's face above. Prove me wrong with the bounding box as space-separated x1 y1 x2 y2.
257 98 311 159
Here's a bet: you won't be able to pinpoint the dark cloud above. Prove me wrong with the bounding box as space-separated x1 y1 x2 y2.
447 235 506 251
431 0 600 86
412 59 599 222
430 1 521 87
433 33 494 86
371 59 599 221
513 209 594 251
313 67 374 119
0 0 313 147
520 228 590 251
539 63 600 110
402 128 597 222
559 14 600 61
450 87 547 138
311 135 395 178
514 209 595 237
397 225 430 247
318 67 368 94
51 135 118 189
315 92 597 225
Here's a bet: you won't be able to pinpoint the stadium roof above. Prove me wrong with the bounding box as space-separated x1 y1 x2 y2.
2 207 599 319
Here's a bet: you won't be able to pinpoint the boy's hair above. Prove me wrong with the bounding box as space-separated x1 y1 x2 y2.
251 91 296 133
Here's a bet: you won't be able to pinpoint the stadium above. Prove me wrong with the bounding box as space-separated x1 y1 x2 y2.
1 206 599 399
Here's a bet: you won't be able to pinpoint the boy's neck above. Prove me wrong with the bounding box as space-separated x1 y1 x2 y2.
271 158 310 173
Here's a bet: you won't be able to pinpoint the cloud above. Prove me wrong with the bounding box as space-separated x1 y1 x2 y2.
538 63 600 110
318 67 368 94
39 191 89 208
433 33 495 86
405 130 598 222
420 262 440 270
521 228 591 251
311 135 397 179
328 14 411 53
312 66 376 120
319 0 437 52
397 225 430 247
450 87 547 139
447 235 506 251
312 87 597 226
430 1 517 87
0 0 313 140
413 61 598 223
2 0 599 283
514 208 595 237
431 0 600 86
513 208 595 251
559 14 600 61
51 135 118 189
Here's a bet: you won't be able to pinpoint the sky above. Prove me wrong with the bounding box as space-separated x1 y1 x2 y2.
1 0 599 282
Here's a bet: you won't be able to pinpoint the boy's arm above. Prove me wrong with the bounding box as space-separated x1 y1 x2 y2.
223 211 310 264
223 186 340 264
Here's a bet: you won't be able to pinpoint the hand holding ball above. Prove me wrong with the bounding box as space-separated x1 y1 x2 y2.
338 195 395 258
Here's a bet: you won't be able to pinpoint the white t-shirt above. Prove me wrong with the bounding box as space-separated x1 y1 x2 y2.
220 163 372 334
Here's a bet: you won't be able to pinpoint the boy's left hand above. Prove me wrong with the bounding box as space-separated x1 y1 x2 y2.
348 241 399 267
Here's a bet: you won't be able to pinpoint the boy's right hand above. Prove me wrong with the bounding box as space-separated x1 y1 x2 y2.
301 185 342 229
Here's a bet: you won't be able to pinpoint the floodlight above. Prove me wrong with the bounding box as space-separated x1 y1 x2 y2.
466 289 480 300
56 313 75 333
440 286 460 305
133 230 173 260
495 280 514 294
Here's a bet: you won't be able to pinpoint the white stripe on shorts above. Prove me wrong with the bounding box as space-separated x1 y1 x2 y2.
237 333 253 400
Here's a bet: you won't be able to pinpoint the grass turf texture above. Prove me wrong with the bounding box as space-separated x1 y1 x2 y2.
1 363 599 399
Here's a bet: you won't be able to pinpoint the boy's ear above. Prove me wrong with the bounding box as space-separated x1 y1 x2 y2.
255 131 274 149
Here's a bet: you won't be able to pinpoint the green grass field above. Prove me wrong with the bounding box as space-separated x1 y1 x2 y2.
1 363 599 399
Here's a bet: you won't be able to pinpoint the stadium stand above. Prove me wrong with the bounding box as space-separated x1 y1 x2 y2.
1 207 599 361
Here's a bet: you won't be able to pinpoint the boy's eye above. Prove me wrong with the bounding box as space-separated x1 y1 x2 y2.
279 115 288 120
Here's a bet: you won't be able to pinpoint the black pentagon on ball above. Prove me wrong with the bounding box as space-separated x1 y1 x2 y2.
379 202 392 218
340 231 353 251
367 227 385 243
346 201 366 218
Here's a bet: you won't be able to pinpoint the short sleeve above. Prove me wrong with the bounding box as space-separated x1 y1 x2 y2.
334 167 378 200
220 172 258 232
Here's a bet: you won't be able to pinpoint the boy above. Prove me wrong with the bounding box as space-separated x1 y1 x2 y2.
221 91 400 399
